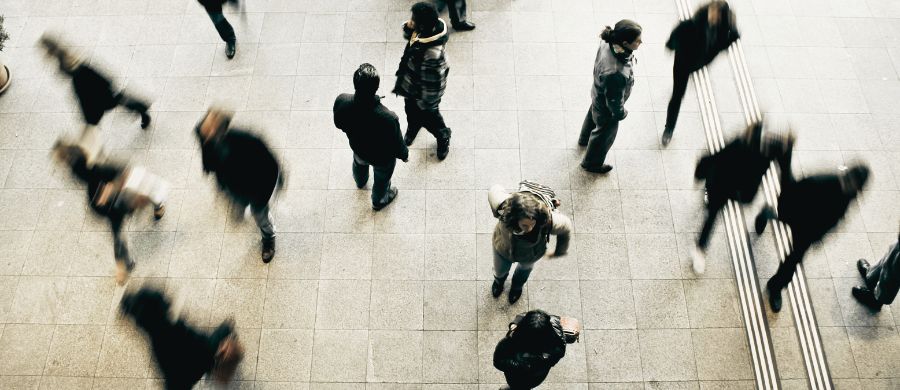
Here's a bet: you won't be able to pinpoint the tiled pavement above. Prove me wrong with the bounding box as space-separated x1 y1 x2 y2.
0 0 896 388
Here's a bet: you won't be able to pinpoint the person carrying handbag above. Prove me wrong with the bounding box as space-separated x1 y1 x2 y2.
494 310 579 389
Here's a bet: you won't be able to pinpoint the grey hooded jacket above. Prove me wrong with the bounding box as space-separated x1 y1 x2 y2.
590 41 635 121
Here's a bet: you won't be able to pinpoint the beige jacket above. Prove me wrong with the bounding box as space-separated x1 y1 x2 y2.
488 185 573 263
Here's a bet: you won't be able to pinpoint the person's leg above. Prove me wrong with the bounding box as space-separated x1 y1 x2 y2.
581 106 618 171
420 105 451 160
114 92 151 129
371 160 398 209
448 0 471 28
109 214 134 284
250 202 276 263
204 5 237 58
352 154 370 190
767 238 811 312
507 260 536 303
492 250 514 297
697 196 726 251
663 66 691 145
403 98 422 146
577 106 596 147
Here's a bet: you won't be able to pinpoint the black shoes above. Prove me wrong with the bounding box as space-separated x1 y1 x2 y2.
508 287 523 304
755 207 774 235
453 21 476 31
437 136 450 160
140 113 152 129
581 164 613 174
153 204 165 220
767 280 782 312
491 279 504 298
404 128 419 146
851 286 883 311
261 237 275 263
373 187 399 211
857 259 870 280
661 126 674 146
225 41 236 59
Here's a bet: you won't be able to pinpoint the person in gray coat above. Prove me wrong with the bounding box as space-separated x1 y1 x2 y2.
578 20 643 174
488 184 572 304
853 229 900 311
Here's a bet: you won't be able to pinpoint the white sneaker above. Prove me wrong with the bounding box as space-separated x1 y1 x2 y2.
691 246 706 275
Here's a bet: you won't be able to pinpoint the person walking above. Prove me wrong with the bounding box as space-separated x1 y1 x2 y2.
436 0 475 31
195 109 282 263
121 287 244 390
40 35 151 131
757 164 870 312
393 2 452 160
493 310 567 390
691 122 793 273
852 229 900 311
334 63 409 210
53 140 167 284
662 0 739 146
488 182 572 304
578 20 643 174
197 0 238 59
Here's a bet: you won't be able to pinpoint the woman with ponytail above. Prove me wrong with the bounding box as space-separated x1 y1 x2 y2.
578 20 642 174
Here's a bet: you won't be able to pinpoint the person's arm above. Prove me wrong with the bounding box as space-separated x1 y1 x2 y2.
402 21 414 40
603 73 628 121
493 338 543 372
549 212 572 256
488 185 510 218
666 22 688 51
775 136 794 188
417 52 447 111
391 113 409 162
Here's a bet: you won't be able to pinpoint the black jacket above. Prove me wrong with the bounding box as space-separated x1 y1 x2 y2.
666 7 740 74
777 175 855 242
197 128 281 207
67 156 131 228
122 288 233 390
695 136 792 204
71 65 118 125
493 318 567 389
393 21 450 110
197 0 235 12
334 94 408 165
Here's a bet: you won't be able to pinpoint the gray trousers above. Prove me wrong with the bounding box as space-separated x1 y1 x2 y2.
578 103 619 169
866 242 900 304
250 203 275 240
493 251 536 289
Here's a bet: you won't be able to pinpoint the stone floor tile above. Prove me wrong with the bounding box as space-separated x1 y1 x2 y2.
273 190 328 233
691 328 753 381
9 276 66 324
316 279 370 329
833 277 895 327
632 279 690 329
580 279 636 330
585 329 642 382
311 329 368 382
574 233 630 280
39 376 94 389
256 329 314 381
639 328 697 382
473 75 516 110
55 277 116 325
167 232 223 278
424 234 476 280
476 330 508 385
519 149 571 191
372 234 424 280
683 279 743 328
426 148 475 190
319 233 373 280
621 190 674 234
95 325 152 379
626 233 681 280
819 326 860 379
476 280 529 331
367 330 424 383
769 327 807 380
422 331 478 383
266 233 324 280
616 150 667 190
43 324 105 377
425 190 476 234
164 278 217 328
846 326 900 379
474 149 521 190
473 111 519 150
526 280 583 319
572 190 624 234
424 280 476 331
802 278 845 327
370 280 424 330
262 279 318 329
0 324 55 376
210 278 267 328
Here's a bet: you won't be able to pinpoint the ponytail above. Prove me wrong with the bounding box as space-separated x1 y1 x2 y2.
600 19 642 45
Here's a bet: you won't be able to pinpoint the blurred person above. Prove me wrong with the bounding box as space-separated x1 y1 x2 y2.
39 35 151 131
334 63 409 210
393 2 453 160
493 310 568 390
488 182 572 304
436 0 475 31
578 20 642 174
53 140 167 284
691 121 794 274
757 164 870 312
662 0 739 146
121 286 244 390
852 228 900 311
195 109 282 263
197 0 239 59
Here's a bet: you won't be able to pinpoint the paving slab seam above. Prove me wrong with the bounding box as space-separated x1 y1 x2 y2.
673 0 779 389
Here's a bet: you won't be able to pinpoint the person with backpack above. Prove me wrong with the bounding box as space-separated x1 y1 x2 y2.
488 181 572 303
121 286 244 390
662 1 739 146
493 310 572 389
578 20 643 174
851 227 900 311
334 63 409 210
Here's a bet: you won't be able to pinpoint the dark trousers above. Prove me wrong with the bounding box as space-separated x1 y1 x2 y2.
108 213 133 269
83 92 149 126
352 154 396 206
205 10 236 43
768 234 814 292
439 0 468 25
404 98 451 140
578 103 619 168
865 243 900 304
665 66 691 131
697 194 727 250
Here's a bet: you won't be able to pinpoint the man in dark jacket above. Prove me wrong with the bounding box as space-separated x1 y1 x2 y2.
195 109 282 262
121 287 244 390
334 63 409 210
197 0 238 59
691 122 793 274
852 230 900 311
393 2 452 160
662 0 739 146
40 35 151 130
757 164 870 312
494 310 567 389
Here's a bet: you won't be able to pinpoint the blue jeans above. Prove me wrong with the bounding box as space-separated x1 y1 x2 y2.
352 154 396 206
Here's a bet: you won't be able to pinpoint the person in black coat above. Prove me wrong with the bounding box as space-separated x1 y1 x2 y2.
334 63 409 210
195 109 282 262
493 310 567 389
756 164 870 312
662 1 739 146
121 287 244 390
197 0 238 59
40 35 151 130
53 141 166 284
691 122 793 274
852 228 900 311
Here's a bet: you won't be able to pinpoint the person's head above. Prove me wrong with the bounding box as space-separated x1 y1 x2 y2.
51 140 86 167
353 63 380 97
120 287 172 332
198 109 233 144
212 333 245 384
499 193 552 236
742 121 763 149
38 34 80 73
699 1 735 28
511 310 561 348
410 2 440 34
600 20 643 51
839 164 870 196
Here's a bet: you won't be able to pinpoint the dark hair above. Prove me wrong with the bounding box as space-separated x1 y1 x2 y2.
695 1 734 26
499 192 551 233
411 2 440 33
353 63 380 97
600 19 642 45
511 310 561 350
843 164 870 193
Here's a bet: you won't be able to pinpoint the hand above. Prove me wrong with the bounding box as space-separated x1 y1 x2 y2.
545 249 556 258
406 20 415 29
402 158 409 163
